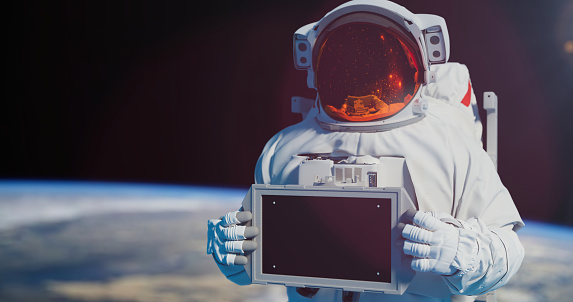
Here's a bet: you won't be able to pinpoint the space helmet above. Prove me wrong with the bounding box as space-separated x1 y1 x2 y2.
293 0 450 131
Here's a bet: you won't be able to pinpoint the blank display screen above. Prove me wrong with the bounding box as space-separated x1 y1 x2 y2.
261 194 392 283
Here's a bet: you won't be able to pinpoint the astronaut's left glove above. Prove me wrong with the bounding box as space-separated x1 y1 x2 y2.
401 211 524 296
401 211 465 275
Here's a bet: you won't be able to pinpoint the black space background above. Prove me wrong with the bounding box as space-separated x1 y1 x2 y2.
4 1 573 225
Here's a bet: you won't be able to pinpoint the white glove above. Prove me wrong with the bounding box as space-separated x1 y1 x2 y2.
401 211 472 276
401 211 525 296
207 210 258 266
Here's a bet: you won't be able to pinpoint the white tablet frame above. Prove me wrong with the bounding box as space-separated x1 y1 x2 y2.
242 184 416 294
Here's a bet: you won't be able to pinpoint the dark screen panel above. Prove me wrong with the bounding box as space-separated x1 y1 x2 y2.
262 194 392 283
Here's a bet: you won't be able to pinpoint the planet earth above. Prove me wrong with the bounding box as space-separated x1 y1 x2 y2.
0 181 571 302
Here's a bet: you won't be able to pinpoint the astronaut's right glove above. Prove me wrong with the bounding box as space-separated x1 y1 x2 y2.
207 210 258 285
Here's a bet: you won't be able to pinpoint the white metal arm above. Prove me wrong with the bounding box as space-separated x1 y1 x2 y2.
483 92 498 170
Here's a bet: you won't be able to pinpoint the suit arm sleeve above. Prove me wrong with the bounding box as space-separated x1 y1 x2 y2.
442 218 524 296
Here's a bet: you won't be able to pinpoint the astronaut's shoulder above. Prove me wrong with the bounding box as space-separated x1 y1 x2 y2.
440 62 469 70
425 62 474 109
431 62 472 85
261 115 320 149
433 62 470 74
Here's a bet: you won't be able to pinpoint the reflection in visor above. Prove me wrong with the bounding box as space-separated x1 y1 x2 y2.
316 23 420 122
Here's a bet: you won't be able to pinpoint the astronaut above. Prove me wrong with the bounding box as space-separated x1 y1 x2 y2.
207 1 524 301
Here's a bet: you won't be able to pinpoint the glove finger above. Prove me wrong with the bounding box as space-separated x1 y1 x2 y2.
215 252 249 266
234 255 248 265
224 240 258 253
215 251 236 266
220 225 259 240
220 211 253 227
403 240 431 258
411 257 436 273
236 211 253 223
224 241 244 253
402 224 433 244
242 240 257 252
413 211 451 231
219 225 244 240
243 226 259 238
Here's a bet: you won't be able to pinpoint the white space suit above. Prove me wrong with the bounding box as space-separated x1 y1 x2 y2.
208 1 524 301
